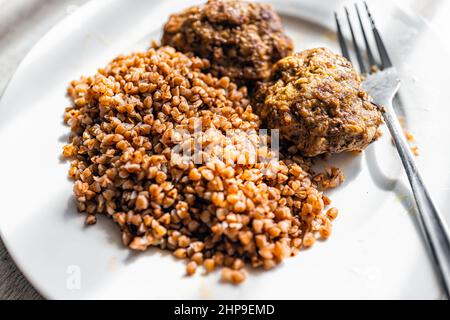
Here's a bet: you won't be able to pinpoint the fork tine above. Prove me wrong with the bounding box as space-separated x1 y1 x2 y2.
364 1 392 69
355 3 377 70
334 12 350 61
345 7 366 74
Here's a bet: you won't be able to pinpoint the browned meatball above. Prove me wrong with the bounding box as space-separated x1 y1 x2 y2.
254 48 382 157
162 0 293 87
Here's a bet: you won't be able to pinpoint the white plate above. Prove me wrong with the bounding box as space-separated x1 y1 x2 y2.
0 0 449 299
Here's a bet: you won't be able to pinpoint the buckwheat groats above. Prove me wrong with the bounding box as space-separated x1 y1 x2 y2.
254 48 383 157
63 45 338 283
162 0 293 87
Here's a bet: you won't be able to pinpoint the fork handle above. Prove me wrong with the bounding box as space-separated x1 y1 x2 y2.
382 101 450 298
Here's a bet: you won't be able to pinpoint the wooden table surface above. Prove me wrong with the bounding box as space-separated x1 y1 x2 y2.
0 0 449 300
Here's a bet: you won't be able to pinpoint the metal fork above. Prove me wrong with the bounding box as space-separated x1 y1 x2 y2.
335 2 450 298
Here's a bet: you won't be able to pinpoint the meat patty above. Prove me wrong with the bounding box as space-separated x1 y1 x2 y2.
254 48 382 157
162 0 293 87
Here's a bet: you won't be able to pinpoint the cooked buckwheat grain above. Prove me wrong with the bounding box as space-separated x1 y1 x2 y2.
63 45 337 284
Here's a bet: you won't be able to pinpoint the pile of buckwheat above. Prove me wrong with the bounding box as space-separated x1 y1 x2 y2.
63 45 338 284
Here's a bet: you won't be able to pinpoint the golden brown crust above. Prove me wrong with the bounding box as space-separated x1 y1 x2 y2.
162 0 293 87
254 48 383 157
